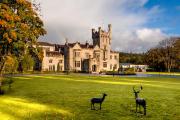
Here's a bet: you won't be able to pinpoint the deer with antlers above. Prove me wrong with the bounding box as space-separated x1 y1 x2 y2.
133 86 146 115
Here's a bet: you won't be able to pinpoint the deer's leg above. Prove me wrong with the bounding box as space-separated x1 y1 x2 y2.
144 106 146 115
93 103 95 110
91 103 92 110
136 103 137 113
100 103 101 110
139 105 141 112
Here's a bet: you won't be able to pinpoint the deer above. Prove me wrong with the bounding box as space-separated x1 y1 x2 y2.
133 86 146 115
91 93 107 110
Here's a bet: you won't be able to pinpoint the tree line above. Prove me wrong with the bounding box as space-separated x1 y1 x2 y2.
119 37 180 72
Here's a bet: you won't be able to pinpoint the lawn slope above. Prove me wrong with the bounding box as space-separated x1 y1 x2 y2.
0 75 180 120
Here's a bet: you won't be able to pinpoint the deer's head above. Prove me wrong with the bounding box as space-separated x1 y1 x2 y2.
133 86 143 98
103 93 107 97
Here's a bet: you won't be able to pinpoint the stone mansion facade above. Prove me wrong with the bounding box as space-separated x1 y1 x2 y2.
38 24 119 73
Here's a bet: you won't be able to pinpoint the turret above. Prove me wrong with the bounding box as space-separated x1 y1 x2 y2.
65 38 68 45
108 24 112 44
92 28 95 34
108 24 112 32
92 24 112 47
98 27 101 32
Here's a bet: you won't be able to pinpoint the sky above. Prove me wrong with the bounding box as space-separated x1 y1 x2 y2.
37 0 180 53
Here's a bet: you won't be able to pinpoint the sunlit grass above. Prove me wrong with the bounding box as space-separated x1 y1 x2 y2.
0 96 72 120
0 74 180 120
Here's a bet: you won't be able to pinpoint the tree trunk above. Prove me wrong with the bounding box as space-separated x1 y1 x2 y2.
0 59 5 77
0 58 5 94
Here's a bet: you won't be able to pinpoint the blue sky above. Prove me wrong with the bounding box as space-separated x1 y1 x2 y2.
144 0 180 35
39 0 180 53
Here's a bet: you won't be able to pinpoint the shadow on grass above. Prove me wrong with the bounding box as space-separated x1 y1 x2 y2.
48 77 180 90
0 96 73 120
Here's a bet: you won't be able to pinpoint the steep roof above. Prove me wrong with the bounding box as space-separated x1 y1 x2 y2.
46 51 64 56
110 50 119 53
80 43 94 49
38 41 54 46
66 42 94 49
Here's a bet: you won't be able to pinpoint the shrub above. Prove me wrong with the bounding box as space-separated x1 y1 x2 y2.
4 55 18 74
0 77 14 95
22 54 34 72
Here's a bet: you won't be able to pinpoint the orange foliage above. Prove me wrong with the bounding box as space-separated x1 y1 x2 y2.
3 33 8 39
1 4 9 10
14 16 21 22
3 33 12 43
7 38 12 43
21 23 29 30
0 20 7 26
34 30 38 35
16 0 25 4
4 13 13 21
10 31 17 39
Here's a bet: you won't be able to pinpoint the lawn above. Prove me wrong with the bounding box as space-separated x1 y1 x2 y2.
0 74 180 120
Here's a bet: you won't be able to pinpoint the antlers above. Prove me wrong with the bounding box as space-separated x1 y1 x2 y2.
133 86 143 93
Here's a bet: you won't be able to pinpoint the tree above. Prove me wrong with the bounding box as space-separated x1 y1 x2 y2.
119 52 145 64
145 37 180 72
173 38 180 70
21 54 34 72
0 0 46 75
158 38 177 72
145 48 165 71
4 55 18 74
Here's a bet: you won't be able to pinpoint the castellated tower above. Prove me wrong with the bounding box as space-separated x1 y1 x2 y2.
92 24 112 48
92 24 112 61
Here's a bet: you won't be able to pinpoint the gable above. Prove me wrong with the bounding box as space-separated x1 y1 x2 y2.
72 43 81 49
93 45 100 51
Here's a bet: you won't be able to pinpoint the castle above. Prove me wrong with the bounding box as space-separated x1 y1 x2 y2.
38 24 119 73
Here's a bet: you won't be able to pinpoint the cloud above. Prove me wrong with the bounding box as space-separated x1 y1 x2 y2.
38 0 166 52
111 28 166 52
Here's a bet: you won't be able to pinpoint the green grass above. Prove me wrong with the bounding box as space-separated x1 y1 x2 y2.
0 74 180 120
145 72 180 76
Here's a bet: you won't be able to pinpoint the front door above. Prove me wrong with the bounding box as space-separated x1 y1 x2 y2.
92 65 97 72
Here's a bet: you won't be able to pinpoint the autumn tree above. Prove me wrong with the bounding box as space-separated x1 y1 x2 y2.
0 0 46 75
172 38 180 69
4 55 18 74
158 38 177 72
145 37 180 72
145 48 165 71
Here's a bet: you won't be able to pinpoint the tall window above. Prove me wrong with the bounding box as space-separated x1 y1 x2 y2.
75 52 80 57
103 62 107 68
85 53 89 58
114 55 117 60
59 60 63 64
110 64 112 69
110 55 112 59
114 64 117 69
103 46 107 60
75 61 80 67
49 59 53 63
49 65 55 71
60 66 63 71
